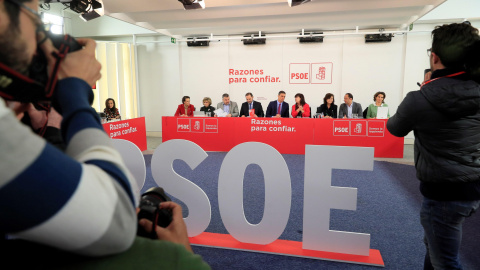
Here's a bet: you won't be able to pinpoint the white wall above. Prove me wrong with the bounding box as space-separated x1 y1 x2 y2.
130 21 480 139
133 31 410 133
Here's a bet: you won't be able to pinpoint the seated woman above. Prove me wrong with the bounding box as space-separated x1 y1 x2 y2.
291 93 310 118
199 97 215 117
104 98 121 121
175 96 195 117
316 93 337 118
366 91 390 119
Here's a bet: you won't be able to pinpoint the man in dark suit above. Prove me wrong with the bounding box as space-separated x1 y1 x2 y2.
338 93 363 118
240 92 264 117
266 91 289 118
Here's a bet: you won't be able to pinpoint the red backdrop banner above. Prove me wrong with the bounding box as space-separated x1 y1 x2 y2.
103 117 147 151
162 117 403 157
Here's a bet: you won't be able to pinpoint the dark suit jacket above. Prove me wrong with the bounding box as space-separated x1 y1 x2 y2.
316 104 338 118
240 101 264 117
338 101 363 118
266 101 289 118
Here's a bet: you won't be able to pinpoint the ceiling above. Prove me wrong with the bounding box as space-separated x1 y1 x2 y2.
99 0 446 38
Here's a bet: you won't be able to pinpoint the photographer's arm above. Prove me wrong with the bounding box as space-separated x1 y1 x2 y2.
387 91 417 137
0 39 138 257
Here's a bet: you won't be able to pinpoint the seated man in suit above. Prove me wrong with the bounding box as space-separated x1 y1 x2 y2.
216 93 239 117
338 93 363 118
266 91 289 118
240 92 264 117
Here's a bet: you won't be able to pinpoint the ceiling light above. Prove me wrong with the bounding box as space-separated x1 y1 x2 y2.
42 0 104 21
288 0 311 7
298 32 323 43
178 0 205 10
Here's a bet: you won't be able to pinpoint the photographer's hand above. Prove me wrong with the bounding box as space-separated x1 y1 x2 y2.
139 201 193 253
40 38 101 86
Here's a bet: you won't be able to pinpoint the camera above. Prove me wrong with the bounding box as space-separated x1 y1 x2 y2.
137 187 173 239
29 33 82 100
0 33 82 104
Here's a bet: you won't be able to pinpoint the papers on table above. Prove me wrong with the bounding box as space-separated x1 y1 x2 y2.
376 107 389 119
214 108 228 117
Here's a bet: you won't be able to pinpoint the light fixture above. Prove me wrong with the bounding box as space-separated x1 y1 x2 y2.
365 34 393 43
298 32 323 43
242 34 266 45
187 37 210 47
178 0 205 10
288 0 311 7
42 0 104 21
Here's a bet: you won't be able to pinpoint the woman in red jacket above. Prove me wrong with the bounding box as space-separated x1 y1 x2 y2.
291 93 310 118
175 96 195 117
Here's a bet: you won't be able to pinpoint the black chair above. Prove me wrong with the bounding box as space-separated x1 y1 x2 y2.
363 107 368 119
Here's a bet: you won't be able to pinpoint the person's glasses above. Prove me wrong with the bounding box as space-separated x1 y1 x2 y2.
5 0 47 44
427 48 432 57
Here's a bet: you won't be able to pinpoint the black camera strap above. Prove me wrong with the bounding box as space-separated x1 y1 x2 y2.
0 62 46 103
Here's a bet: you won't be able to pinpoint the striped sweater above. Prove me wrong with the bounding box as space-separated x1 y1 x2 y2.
0 78 139 256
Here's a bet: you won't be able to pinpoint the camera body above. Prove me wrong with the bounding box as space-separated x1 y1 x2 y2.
0 33 81 104
137 187 173 239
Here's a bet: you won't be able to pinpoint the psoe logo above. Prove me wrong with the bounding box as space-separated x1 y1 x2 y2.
192 120 205 133
177 118 191 132
351 120 367 136
205 118 218 133
333 120 350 136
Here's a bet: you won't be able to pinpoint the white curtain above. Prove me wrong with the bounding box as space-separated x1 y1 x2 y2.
93 42 138 120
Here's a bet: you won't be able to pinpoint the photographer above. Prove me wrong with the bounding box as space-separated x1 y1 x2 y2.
387 22 480 269
0 0 209 269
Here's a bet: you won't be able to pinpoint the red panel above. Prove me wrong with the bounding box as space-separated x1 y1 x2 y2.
313 119 403 158
162 117 404 158
189 232 385 267
102 117 147 151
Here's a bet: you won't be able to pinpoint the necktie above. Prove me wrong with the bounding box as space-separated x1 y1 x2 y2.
277 103 281 115
249 103 252 110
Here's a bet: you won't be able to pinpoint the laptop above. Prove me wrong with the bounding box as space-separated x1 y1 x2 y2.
193 111 206 117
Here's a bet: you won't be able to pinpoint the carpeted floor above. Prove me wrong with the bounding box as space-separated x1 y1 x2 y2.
141 152 480 270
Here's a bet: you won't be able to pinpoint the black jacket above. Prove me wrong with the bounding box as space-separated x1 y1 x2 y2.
240 101 264 117
316 104 337 118
387 68 480 200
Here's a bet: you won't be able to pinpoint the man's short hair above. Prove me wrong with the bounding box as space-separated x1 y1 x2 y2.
345 93 353 99
245 92 253 97
222 93 229 98
278 91 286 95
431 23 479 68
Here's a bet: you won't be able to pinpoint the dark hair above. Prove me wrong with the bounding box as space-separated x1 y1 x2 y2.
345 93 353 99
182 96 190 103
373 92 386 103
323 93 335 105
294 93 305 110
278 90 286 95
245 92 253 97
431 23 480 81
222 93 229 98
105 98 116 112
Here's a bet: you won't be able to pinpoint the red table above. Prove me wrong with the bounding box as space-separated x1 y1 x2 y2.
162 117 403 158
103 117 147 151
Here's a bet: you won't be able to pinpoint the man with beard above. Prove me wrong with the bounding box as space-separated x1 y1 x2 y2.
0 1 210 269
387 22 480 269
